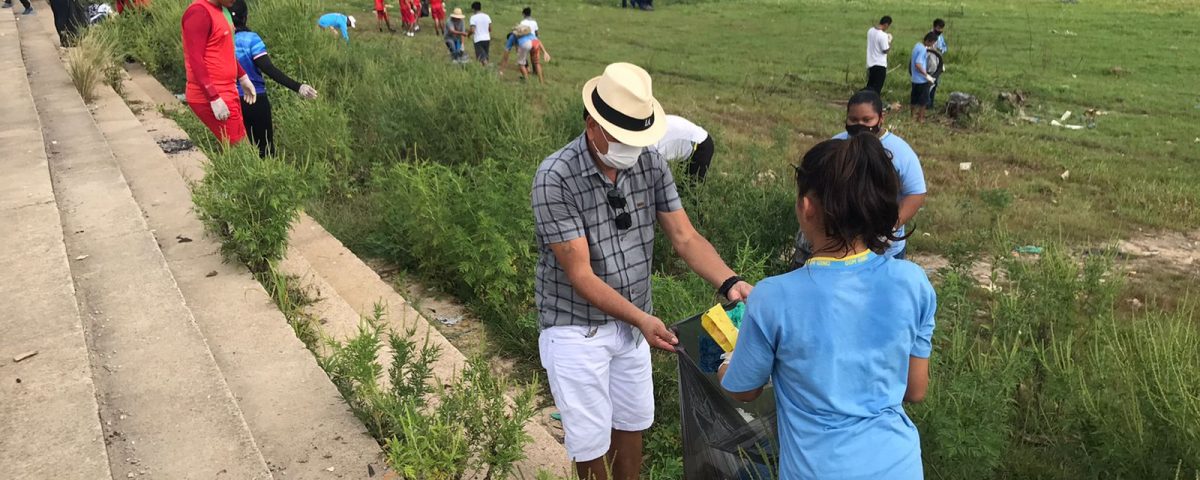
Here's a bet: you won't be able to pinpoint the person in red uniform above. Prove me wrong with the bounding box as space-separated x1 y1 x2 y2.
429 0 445 35
374 0 395 32
182 0 257 145
399 0 417 36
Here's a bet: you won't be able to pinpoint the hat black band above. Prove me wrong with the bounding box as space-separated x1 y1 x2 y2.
591 88 654 132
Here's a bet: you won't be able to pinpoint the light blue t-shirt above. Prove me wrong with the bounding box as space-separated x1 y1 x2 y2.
910 43 929 83
832 131 926 257
234 31 268 95
722 251 937 480
318 13 350 41
505 32 536 51
935 34 947 54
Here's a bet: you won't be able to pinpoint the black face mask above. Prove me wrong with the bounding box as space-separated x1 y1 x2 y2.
845 122 882 137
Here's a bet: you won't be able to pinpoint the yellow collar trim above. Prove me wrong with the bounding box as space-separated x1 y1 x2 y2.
807 250 873 267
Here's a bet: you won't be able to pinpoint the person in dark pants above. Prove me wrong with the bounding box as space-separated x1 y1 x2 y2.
2 0 35 16
230 0 318 157
48 0 86 47
864 15 893 94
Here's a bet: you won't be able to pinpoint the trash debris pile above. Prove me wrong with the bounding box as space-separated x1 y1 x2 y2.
1000 90 1108 131
945 92 979 119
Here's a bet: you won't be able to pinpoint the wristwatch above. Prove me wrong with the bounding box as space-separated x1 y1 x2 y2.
717 275 742 298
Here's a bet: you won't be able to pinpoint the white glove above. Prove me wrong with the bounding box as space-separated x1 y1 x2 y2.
209 97 231 121
720 351 734 367
943 64 948 73
298 84 319 100
238 75 257 105
925 74 935 83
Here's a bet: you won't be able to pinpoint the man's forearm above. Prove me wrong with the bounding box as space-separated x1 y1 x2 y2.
567 272 649 327
674 234 737 288
897 194 926 228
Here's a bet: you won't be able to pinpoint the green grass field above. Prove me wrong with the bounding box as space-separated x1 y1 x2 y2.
98 0 1200 477
344 0 1200 248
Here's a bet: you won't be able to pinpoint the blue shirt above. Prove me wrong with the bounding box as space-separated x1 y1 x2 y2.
318 13 350 41
722 251 937 480
234 31 268 95
832 131 926 257
505 32 536 51
935 34 947 54
910 43 929 83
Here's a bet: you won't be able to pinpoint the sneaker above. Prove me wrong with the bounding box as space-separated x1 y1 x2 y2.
2 3 13 8
22 6 33 14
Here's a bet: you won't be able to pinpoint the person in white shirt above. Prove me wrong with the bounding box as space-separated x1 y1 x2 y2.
468 1 492 65
865 15 893 94
651 115 714 181
519 6 538 37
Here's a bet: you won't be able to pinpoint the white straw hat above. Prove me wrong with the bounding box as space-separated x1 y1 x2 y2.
450 7 465 19
582 63 667 147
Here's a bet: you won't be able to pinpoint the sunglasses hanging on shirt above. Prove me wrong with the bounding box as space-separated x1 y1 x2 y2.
607 187 633 230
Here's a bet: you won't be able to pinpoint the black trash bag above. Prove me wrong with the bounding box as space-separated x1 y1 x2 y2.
674 312 779 480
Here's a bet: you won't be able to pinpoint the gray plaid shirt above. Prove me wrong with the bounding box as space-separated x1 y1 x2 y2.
532 133 683 328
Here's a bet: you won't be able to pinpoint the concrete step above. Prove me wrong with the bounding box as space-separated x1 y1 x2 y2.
117 53 570 477
14 11 271 480
0 10 112 480
289 216 572 477
84 45 385 478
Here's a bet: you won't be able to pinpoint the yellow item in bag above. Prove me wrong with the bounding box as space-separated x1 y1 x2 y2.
701 304 738 353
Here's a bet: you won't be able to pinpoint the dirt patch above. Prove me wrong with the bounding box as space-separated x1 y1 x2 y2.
910 229 1199 296
1116 230 1200 277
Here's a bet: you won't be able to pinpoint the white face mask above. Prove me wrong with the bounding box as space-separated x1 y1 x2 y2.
591 135 642 170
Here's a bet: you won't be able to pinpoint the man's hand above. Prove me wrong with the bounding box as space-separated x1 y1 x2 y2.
298 84 319 99
209 97 231 121
636 314 678 352
238 75 257 105
726 281 753 302
925 74 935 84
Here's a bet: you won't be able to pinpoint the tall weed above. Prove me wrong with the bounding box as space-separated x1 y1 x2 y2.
66 27 122 103
191 145 321 272
321 310 538 479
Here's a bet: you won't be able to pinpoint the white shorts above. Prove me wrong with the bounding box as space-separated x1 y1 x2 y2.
539 321 654 462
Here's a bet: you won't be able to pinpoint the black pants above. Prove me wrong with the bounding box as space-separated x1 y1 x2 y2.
241 93 274 157
688 135 714 181
865 65 887 93
4 0 33 9
47 0 84 46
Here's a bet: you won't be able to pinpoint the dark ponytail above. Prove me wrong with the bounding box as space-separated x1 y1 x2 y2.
795 134 906 255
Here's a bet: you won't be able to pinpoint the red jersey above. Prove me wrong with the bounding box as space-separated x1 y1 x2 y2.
181 0 243 103
374 0 386 10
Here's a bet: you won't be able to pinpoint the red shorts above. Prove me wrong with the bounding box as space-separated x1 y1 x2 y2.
376 9 388 20
431 5 445 20
187 93 246 145
401 8 416 24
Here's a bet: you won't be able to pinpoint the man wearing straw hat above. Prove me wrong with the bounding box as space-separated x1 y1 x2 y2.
444 8 468 62
532 63 753 479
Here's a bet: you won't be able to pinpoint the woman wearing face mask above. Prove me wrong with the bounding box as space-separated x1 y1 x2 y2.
792 89 927 267
531 62 753 480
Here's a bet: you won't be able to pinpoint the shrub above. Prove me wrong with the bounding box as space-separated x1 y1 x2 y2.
191 145 319 272
66 27 122 103
321 310 538 479
368 159 541 355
